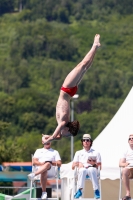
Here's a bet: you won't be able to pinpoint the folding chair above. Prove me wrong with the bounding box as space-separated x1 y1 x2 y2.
29 155 59 200
119 167 133 200
73 166 102 200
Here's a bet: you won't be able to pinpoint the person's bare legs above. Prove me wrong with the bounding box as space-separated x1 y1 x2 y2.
122 168 131 197
34 162 51 176
40 171 47 192
62 34 101 87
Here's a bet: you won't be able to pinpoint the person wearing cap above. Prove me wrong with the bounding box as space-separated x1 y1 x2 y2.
28 135 61 199
72 134 101 199
119 134 133 200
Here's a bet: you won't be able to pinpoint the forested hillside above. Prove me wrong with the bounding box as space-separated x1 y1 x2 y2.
0 0 133 163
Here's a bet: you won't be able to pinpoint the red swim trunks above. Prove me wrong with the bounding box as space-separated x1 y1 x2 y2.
60 86 78 97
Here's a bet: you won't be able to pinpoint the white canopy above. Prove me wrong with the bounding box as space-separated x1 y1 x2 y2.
92 86 133 179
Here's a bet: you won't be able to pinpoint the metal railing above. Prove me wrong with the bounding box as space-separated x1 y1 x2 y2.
0 186 61 197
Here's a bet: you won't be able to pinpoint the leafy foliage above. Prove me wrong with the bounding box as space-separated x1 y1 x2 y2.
0 0 14 15
0 136 23 163
0 1 133 164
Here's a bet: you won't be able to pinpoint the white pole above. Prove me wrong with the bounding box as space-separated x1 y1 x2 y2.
70 94 79 161
71 100 74 161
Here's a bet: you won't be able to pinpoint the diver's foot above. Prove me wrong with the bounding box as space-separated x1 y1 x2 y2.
93 34 101 48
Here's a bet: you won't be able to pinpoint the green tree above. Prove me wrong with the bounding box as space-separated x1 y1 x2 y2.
0 0 14 15
0 136 23 163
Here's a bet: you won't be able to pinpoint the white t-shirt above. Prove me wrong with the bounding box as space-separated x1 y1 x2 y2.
73 148 101 167
34 148 61 163
120 147 133 166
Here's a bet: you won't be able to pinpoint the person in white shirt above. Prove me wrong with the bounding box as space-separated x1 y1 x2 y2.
119 134 133 200
72 134 101 199
28 135 61 199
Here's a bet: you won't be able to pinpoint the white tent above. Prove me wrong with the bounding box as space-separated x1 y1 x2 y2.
60 87 133 200
93 86 133 179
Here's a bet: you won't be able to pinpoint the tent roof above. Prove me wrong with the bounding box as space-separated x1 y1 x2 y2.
93 87 133 168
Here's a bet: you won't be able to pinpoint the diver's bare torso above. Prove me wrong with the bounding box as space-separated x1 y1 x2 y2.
56 90 71 125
